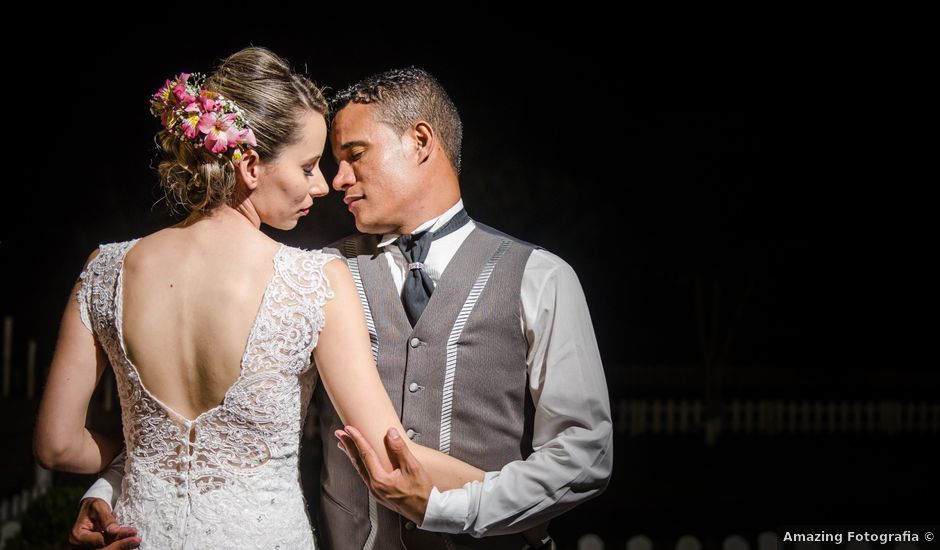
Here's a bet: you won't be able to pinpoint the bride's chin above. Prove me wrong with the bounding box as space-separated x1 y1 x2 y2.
280 219 301 231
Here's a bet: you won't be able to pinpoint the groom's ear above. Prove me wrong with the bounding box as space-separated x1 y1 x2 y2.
411 121 434 165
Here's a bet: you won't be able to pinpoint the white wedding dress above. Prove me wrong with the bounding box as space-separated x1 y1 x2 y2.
77 239 338 549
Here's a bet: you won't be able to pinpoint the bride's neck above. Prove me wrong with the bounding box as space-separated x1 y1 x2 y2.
174 205 259 231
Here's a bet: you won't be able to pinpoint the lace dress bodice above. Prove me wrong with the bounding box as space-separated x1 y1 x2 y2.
77 240 338 549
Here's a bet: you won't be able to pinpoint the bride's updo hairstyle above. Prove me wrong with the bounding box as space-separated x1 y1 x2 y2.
151 47 328 213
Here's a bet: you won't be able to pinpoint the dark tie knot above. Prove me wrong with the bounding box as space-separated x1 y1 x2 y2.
394 208 471 326
399 231 429 251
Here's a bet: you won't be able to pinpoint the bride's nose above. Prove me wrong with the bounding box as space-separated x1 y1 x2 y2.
310 170 329 198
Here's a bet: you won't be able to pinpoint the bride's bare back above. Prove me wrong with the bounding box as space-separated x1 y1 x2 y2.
121 214 280 421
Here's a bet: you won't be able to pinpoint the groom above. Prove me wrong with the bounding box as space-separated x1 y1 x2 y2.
71 68 612 550
316 68 612 549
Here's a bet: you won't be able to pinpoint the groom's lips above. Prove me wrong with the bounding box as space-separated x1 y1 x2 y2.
344 195 363 209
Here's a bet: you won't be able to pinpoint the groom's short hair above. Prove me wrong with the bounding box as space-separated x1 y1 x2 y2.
332 68 463 174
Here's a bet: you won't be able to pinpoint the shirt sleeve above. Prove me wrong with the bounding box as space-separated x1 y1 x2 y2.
421 250 613 536
81 449 126 509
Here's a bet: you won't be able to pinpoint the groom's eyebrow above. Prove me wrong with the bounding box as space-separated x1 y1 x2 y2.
338 140 368 150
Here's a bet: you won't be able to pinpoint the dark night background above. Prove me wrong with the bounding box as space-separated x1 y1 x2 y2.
0 22 934 549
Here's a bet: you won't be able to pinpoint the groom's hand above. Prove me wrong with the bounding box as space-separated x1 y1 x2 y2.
70 497 140 549
336 426 433 526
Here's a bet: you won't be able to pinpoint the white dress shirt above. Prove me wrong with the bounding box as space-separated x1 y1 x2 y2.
84 199 613 537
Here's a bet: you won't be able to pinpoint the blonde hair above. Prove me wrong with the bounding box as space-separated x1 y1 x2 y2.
156 47 328 213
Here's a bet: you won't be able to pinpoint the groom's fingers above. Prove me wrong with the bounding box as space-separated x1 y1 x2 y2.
336 430 370 482
383 428 417 474
345 426 390 482
71 498 140 548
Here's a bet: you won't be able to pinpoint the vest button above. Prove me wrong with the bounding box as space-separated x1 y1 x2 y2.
404 520 416 531
408 382 419 392
405 429 417 440
409 337 420 348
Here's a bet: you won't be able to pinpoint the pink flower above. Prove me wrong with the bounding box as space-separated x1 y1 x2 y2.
152 79 177 112
152 73 195 124
199 112 241 153
238 128 257 147
198 93 221 113
151 72 254 158
181 116 201 138
180 103 203 138
171 73 191 100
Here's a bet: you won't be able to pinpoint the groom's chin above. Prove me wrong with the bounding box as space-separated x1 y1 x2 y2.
354 219 380 235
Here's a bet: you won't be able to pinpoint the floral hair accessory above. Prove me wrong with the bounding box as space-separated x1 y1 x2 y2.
150 72 257 162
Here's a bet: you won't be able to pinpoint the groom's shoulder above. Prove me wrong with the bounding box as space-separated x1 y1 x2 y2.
470 223 581 277
324 232 382 258
472 221 541 251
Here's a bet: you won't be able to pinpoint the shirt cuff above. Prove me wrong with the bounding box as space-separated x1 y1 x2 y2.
82 477 115 508
419 485 471 534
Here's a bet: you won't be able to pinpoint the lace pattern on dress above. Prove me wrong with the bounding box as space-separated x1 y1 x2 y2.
77 241 338 549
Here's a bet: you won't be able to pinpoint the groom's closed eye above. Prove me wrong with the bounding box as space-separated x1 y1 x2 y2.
337 141 368 161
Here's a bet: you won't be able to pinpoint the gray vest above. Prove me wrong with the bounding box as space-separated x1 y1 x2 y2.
315 224 537 550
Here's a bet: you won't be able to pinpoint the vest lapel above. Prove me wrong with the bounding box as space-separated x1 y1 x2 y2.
410 227 503 336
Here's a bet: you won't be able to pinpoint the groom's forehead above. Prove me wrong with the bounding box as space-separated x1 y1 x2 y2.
331 105 392 144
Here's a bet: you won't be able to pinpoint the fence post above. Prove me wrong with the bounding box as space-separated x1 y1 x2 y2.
676 534 702 550
722 534 748 550
757 532 776 550
577 533 605 550
678 401 691 433
665 400 677 434
626 534 652 550
651 401 663 435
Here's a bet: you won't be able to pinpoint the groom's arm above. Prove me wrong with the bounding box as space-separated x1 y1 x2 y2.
343 251 613 537
70 451 138 548
82 448 126 507
420 251 613 537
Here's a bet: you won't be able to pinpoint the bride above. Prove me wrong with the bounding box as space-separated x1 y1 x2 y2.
33 47 483 549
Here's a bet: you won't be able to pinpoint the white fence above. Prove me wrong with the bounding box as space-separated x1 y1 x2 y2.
615 399 940 436
0 464 52 549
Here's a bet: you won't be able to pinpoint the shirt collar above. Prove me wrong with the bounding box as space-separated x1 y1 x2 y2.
377 199 465 248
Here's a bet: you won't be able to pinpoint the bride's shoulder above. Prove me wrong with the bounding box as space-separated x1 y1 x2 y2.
91 238 142 255
280 245 347 267
276 246 348 303
80 238 142 274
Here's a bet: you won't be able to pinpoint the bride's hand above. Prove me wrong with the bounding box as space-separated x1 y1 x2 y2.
336 426 433 526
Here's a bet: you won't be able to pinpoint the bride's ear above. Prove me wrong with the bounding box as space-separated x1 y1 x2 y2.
235 150 262 191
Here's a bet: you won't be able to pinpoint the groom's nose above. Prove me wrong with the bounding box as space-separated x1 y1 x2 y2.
332 160 355 191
